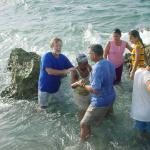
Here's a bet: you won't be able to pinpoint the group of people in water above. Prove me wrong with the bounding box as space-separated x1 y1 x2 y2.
37 28 150 141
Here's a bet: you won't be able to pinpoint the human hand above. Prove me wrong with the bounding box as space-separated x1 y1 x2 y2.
130 71 134 80
77 79 86 87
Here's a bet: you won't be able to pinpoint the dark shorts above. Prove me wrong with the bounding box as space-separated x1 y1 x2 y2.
134 120 150 133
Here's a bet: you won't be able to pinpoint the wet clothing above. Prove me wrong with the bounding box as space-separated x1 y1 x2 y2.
74 68 90 96
38 52 73 93
131 41 145 68
107 40 126 68
73 67 90 110
107 40 126 84
131 68 150 122
90 59 116 107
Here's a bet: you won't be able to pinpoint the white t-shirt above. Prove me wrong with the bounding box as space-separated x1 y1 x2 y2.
131 68 150 122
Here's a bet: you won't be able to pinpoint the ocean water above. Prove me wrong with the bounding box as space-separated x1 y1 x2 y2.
0 0 150 150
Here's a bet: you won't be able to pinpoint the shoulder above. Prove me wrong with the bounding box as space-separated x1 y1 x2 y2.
143 71 150 83
135 68 143 76
42 52 51 58
103 59 115 70
105 41 111 48
135 42 142 50
93 60 104 72
107 41 112 46
41 52 52 60
71 67 78 78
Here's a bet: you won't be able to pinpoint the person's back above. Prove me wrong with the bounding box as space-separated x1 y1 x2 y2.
131 68 150 121
90 59 116 107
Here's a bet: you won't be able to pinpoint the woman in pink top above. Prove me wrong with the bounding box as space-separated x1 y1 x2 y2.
104 28 132 84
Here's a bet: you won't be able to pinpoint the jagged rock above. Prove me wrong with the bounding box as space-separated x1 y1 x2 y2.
1 48 40 100
145 45 150 61
124 53 131 70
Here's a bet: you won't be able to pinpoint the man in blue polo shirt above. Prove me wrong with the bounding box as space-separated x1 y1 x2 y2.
78 44 116 141
38 37 74 109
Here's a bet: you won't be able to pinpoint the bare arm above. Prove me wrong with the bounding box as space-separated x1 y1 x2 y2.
104 41 110 59
77 80 99 95
130 48 140 79
88 64 92 72
126 42 132 52
132 48 140 72
83 85 98 94
146 80 150 92
71 69 79 88
45 68 73 76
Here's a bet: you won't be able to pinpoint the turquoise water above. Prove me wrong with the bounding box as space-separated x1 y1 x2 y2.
0 0 150 149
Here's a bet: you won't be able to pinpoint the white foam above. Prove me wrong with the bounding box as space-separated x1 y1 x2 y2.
84 24 102 44
0 102 12 112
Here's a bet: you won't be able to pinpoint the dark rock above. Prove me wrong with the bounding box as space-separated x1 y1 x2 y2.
145 45 150 61
124 53 131 70
1 48 40 100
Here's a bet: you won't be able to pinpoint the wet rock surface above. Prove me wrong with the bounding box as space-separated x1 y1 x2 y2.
1 48 40 100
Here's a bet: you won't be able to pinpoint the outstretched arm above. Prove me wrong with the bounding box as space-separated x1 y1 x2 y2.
82 85 98 94
45 68 73 76
71 69 79 88
126 42 132 52
130 48 140 79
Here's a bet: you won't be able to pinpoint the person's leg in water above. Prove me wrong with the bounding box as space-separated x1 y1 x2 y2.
37 91 49 111
105 104 114 117
75 94 90 120
114 64 123 85
80 106 109 141
134 121 150 140
78 110 86 120
80 123 91 141
80 106 93 141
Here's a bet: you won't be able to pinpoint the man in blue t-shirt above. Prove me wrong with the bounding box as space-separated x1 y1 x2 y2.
38 37 74 109
77 44 116 141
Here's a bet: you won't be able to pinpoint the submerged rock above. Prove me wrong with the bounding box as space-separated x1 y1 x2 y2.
1 48 40 100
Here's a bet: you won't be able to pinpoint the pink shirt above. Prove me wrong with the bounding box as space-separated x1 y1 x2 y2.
107 40 126 68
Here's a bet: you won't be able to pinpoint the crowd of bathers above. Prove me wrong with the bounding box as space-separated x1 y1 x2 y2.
37 28 150 141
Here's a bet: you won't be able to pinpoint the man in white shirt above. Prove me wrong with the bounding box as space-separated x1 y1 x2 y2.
131 56 150 137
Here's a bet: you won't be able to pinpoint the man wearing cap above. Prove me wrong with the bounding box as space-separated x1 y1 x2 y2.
78 44 116 141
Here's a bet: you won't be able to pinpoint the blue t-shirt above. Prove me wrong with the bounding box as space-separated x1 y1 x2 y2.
90 59 116 107
38 52 73 93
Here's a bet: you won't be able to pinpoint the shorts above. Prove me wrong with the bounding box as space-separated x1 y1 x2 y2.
80 105 109 126
73 93 90 110
38 90 64 107
134 120 150 133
